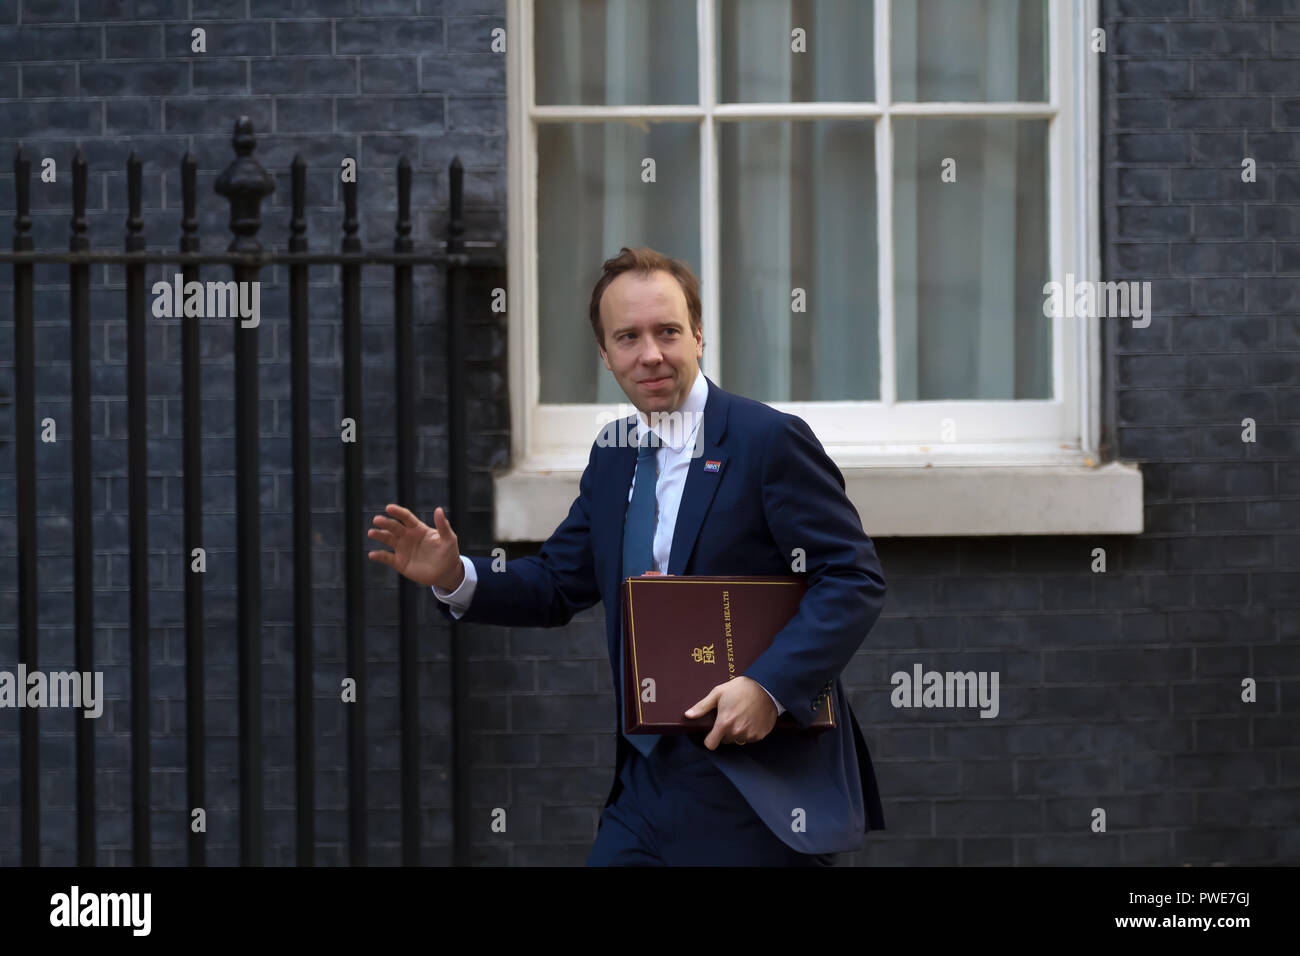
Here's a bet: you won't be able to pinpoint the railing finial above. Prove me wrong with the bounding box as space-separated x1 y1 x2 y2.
214 116 275 254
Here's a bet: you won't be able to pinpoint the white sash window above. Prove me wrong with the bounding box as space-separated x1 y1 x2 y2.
501 0 1141 536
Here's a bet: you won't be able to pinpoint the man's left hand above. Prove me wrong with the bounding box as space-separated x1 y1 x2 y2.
685 677 778 750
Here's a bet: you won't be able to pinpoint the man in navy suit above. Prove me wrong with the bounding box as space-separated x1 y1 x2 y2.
368 246 886 866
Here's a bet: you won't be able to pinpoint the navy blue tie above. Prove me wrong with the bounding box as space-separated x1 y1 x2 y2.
620 431 661 757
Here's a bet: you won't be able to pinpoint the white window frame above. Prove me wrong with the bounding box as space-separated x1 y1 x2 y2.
499 0 1142 537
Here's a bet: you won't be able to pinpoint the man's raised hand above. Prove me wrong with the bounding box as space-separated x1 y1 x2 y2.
366 504 464 591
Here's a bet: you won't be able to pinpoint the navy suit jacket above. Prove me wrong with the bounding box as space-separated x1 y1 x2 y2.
441 374 887 854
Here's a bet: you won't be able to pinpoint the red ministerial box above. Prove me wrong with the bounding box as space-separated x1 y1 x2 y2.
621 574 836 734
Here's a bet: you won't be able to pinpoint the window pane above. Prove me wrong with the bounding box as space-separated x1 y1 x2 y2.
537 121 700 404
891 0 1047 102
892 118 1050 401
717 0 874 103
535 0 698 106
719 120 878 401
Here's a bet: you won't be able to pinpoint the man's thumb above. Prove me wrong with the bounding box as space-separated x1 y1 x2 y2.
434 506 453 534
685 686 719 718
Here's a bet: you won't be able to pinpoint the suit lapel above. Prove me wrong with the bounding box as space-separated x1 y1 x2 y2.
600 421 638 605
667 376 730 575
596 419 637 691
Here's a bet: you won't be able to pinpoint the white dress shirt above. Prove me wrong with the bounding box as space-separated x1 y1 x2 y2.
431 369 785 714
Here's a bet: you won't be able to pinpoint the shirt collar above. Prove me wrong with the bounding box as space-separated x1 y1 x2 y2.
635 368 707 453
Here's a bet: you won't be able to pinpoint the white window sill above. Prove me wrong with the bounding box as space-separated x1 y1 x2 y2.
490 456 1143 539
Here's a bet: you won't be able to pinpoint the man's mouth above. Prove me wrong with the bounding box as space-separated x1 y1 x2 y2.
640 376 671 388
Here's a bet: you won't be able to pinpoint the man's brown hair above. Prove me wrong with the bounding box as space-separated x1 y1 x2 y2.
588 246 703 349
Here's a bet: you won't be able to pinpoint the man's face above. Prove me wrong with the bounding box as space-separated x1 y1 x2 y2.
598 269 703 417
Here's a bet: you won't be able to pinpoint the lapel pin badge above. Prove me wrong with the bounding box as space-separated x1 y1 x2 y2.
704 459 721 473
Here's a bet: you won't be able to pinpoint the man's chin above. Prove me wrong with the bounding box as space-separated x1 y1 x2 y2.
632 396 676 415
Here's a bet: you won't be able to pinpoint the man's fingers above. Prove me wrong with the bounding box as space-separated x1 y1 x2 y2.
385 503 419 528
371 516 406 536
704 715 745 750
691 685 727 749
703 722 725 751
367 528 395 547
366 548 396 568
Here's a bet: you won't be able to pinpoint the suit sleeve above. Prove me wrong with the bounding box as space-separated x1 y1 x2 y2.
435 440 602 628
740 413 886 728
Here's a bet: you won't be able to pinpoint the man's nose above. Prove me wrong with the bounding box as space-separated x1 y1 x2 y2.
638 339 663 365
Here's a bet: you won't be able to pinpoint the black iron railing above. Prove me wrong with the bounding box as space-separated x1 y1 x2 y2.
3 116 498 866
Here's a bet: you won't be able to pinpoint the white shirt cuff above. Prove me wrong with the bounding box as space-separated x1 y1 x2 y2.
431 555 477 619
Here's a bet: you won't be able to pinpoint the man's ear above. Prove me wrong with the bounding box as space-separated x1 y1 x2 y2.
599 345 612 371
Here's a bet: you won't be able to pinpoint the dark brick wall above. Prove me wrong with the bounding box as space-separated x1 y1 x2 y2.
460 0 1300 866
0 0 507 865
1082 0 1299 864
2 0 1297 868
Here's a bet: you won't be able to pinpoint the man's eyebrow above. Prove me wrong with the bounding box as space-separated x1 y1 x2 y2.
610 319 686 337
